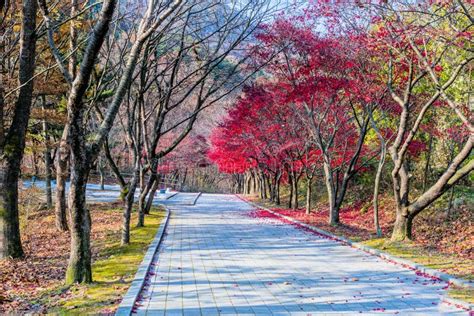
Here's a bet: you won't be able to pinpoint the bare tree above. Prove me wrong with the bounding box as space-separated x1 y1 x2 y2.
62 0 118 284
373 1 473 241
64 0 184 284
134 0 278 226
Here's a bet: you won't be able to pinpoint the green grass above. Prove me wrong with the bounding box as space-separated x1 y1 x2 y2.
47 209 164 314
362 238 474 304
449 287 474 304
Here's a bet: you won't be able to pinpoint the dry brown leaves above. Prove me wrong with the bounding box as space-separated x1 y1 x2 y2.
0 202 123 313
414 205 473 260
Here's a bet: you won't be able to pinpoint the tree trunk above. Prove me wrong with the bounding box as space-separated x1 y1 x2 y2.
66 172 92 284
275 175 281 205
0 78 4 147
291 172 298 210
255 172 261 197
252 171 257 194
97 157 105 190
247 173 252 194
139 166 145 192
391 211 413 241
0 0 37 259
287 171 293 209
180 168 187 191
323 158 338 225
446 185 455 220
305 176 312 215
64 0 117 284
144 174 159 214
260 172 267 199
0 167 24 259
122 167 138 245
103 138 127 193
390 136 473 241
55 128 69 231
370 114 386 237
268 176 275 202
137 173 155 227
265 174 272 200
65 130 92 283
373 151 385 237
32 149 39 178
42 96 53 208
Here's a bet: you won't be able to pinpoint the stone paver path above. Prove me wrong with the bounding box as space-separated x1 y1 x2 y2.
136 194 468 315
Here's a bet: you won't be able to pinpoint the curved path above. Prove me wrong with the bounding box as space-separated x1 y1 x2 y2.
135 194 467 315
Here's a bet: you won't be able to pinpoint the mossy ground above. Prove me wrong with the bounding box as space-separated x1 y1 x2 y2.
361 239 473 304
47 209 164 314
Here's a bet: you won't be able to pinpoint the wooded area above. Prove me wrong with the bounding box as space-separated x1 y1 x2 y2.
0 0 472 312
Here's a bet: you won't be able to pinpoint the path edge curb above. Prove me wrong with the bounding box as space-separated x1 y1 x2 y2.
192 192 202 205
165 192 179 200
441 296 474 311
239 197 473 311
115 206 171 316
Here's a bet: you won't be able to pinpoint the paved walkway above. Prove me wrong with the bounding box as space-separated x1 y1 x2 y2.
135 194 467 315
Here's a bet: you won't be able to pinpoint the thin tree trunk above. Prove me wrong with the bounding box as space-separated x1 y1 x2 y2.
137 173 155 227
291 171 298 210
275 174 281 205
180 168 187 191
69 0 78 78
103 138 127 193
260 172 267 199
122 166 138 245
373 148 386 237
0 0 37 259
247 172 252 194
305 176 312 215
0 78 4 147
97 157 105 190
32 149 39 178
252 171 257 194
42 96 53 208
55 128 69 231
446 185 455 220
370 114 386 237
323 158 338 225
265 173 272 200
139 166 145 191
287 171 293 209
144 174 159 214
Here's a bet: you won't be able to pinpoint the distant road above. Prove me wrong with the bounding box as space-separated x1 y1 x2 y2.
21 180 176 203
